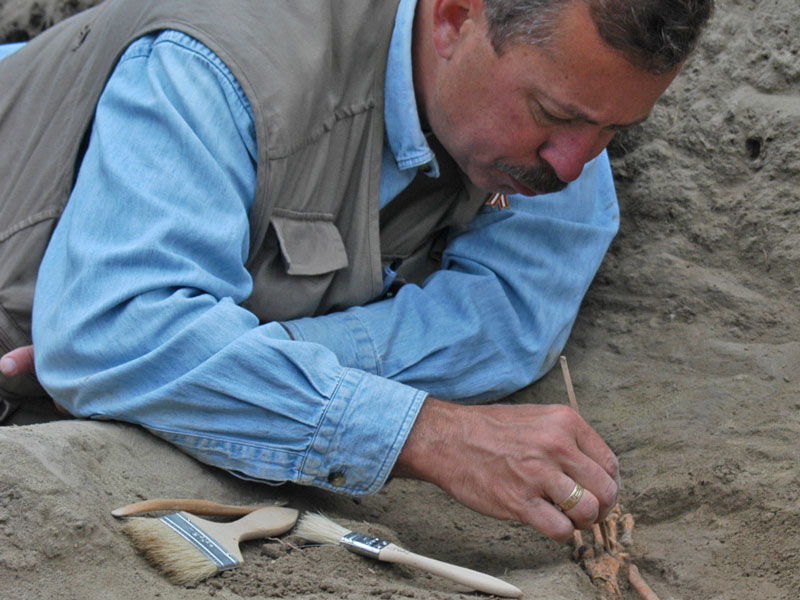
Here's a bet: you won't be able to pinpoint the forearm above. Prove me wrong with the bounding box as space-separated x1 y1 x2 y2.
285 153 619 402
34 286 425 493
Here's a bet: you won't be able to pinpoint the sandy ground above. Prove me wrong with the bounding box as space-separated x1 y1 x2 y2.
1 1 799 599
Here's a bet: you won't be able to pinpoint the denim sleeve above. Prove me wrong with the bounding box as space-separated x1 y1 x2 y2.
0 42 26 61
284 153 619 403
32 31 425 495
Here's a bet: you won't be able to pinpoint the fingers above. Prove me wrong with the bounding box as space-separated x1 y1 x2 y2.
522 497 574 542
546 473 599 527
522 474 607 542
524 408 618 535
574 414 621 490
561 451 619 521
0 345 35 377
394 399 621 543
558 407 620 519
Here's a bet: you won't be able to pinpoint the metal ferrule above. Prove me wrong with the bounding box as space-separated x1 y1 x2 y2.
159 512 239 571
340 531 390 558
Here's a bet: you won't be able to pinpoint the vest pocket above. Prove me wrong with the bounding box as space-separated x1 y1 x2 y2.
242 213 351 321
270 212 348 276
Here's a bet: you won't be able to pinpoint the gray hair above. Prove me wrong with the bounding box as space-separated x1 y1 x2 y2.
483 0 715 74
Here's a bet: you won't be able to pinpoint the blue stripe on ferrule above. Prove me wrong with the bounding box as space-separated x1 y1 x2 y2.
160 512 239 571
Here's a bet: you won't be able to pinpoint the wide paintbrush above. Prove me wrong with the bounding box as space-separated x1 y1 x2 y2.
121 506 298 585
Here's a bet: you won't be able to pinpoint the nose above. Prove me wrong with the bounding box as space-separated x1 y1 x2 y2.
538 125 614 183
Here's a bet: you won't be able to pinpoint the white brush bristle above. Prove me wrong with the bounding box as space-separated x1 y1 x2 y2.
122 518 220 585
295 512 351 545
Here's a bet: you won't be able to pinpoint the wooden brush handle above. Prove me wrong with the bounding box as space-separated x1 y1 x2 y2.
111 498 279 517
378 543 523 598
219 506 299 543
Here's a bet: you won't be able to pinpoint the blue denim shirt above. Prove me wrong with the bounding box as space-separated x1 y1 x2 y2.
3 0 619 494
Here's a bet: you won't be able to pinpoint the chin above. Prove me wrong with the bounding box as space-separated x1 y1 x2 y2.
463 170 507 194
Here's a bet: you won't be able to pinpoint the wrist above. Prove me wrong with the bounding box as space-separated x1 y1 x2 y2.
392 396 462 483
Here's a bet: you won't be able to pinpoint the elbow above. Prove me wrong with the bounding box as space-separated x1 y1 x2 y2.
32 332 108 419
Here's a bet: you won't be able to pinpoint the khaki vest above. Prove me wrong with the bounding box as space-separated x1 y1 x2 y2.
0 0 489 402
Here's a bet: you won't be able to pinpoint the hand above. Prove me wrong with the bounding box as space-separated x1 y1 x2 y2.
0 345 69 415
392 397 620 542
0 345 35 376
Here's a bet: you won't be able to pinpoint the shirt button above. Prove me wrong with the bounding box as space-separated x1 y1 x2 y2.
327 471 347 487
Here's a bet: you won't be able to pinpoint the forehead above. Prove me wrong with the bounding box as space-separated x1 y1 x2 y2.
493 2 678 127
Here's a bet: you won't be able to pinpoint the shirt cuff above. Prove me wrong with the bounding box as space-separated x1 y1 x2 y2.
297 368 426 495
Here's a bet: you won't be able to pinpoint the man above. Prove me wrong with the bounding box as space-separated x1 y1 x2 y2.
0 0 712 542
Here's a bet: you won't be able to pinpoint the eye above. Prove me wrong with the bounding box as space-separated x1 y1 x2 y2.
542 109 572 124
531 100 572 125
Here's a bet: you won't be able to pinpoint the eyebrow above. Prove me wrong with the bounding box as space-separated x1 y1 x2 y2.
539 92 650 130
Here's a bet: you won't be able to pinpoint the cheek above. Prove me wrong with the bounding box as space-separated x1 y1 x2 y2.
473 106 536 152
589 130 616 159
498 103 550 153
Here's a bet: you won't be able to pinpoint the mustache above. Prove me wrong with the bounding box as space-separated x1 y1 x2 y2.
494 160 567 195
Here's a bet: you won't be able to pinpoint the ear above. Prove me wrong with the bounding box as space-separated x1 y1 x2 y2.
431 0 483 59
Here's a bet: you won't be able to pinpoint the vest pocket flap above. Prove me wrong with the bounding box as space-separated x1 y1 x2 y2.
271 214 349 276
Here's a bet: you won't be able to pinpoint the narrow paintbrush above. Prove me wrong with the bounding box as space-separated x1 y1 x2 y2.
295 513 523 598
122 506 298 585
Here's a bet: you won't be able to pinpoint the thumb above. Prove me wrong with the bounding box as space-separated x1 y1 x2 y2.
0 345 35 376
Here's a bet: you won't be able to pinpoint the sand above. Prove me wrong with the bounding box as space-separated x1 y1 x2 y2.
1 1 798 598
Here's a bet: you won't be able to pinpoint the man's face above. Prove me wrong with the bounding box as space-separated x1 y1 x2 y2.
425 0 680 195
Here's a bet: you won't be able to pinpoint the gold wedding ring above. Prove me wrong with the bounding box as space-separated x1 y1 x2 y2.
557 483 584 512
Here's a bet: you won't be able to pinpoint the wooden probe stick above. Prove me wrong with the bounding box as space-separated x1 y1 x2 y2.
628 564 662 600
559 356 612 553
559 356 581 412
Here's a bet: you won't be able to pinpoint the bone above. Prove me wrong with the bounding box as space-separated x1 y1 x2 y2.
628 563 662 600
619 513 635 547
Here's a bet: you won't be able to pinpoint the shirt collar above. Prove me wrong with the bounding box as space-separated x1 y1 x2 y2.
384 0 440 177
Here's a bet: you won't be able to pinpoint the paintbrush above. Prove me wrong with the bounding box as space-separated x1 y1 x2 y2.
122 505 298 585
295 513 523 598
